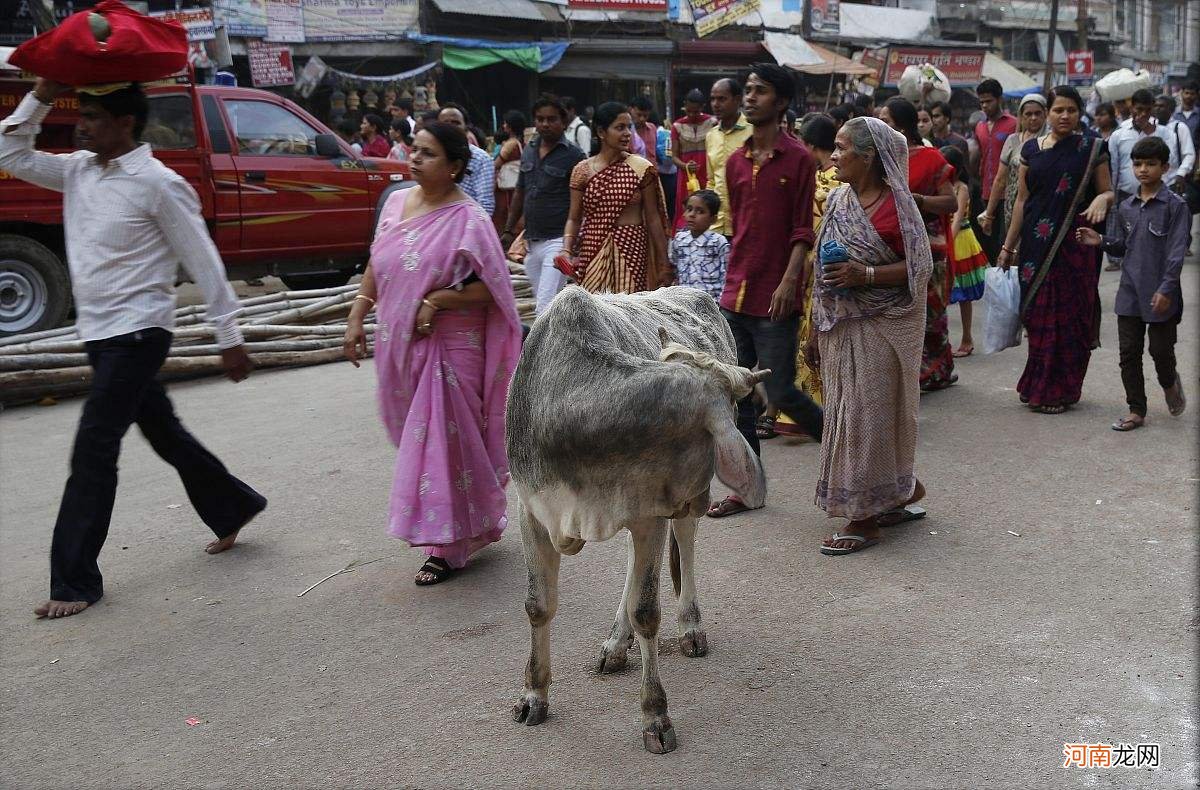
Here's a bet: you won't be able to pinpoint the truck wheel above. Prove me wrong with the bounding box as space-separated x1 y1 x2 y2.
278 271 354 290
0 235 71 336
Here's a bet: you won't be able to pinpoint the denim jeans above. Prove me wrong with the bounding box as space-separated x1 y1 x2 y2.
49 328 266 603
721 309 824 455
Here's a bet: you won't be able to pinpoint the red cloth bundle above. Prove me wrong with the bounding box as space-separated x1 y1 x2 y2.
10 0 187 86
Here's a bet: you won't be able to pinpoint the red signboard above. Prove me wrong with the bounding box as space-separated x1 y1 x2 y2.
1067 50 1093 86
883 47 987 87
566 0 668 9
247 40 295 88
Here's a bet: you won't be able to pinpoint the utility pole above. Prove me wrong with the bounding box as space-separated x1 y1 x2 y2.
1076 0 1088 51
1043 0 1060 94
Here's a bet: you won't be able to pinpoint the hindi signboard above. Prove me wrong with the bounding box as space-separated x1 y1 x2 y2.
809 0 839 35
690 0 760 37
302 0 418 42
265 0 304 43
214 0 268 38
150 8 216 42
247 40 294 88
883 47 986 87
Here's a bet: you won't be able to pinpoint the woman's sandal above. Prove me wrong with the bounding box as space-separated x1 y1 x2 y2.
876 505 927 528
952 344 974 358
415 557 458 586
707 496 760 519
1111 415 1144 432
1033 404 1067 414
820 533 881 556
755 415 778 440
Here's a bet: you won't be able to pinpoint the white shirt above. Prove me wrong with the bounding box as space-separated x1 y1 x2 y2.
0 93 242 348
1111 117 1195 191
566 116 591 154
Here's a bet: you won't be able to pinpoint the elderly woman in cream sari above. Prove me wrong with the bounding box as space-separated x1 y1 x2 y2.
804 117 932 556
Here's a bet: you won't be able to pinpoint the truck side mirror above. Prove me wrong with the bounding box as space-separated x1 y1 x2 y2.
314 133 342 158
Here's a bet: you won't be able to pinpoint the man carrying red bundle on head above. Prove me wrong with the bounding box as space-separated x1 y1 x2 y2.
1 77 268 620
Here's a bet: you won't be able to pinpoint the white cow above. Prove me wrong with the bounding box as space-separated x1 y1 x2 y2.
505 286 768 753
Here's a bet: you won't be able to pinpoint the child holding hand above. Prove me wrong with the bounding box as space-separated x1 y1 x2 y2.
1076 136 1188 431
669 189 729 300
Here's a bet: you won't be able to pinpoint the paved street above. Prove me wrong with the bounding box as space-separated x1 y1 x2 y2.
1 262 1196 789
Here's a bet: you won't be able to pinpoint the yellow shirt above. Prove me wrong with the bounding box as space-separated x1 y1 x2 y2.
704 114 752 237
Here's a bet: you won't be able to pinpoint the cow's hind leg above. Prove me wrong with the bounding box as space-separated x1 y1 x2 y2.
513 506 561 727
597 532 635 673
670 516 707 657
628 519 677 754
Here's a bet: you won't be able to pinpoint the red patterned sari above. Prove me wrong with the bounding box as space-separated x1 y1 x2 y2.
908 146 955 390
571 153 668 293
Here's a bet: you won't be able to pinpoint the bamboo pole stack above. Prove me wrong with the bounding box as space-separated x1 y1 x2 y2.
1 271 535 406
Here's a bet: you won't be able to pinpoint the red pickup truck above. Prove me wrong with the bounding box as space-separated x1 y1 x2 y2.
0 78 411 335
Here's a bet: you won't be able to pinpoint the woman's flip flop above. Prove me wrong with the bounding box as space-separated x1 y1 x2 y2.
706 496 760 519
876 505 927 528
820 533 881 556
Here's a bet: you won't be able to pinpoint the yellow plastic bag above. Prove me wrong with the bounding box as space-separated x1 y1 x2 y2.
685 170 700 195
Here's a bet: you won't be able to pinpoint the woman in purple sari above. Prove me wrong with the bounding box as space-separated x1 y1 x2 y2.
998 86 1113 414
344 123 523 585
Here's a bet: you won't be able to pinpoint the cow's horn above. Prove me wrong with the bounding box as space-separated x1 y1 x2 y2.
750 368 772 383
657 326 671 348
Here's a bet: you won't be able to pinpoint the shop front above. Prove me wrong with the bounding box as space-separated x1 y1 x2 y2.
540 38 674 123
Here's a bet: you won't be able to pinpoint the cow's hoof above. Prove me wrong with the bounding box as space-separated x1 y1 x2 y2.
643 718 677 754
680 630 708 657
597 644 629 674
512 694 548 726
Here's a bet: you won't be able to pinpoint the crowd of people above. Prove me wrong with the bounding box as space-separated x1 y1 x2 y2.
6 65 1194 617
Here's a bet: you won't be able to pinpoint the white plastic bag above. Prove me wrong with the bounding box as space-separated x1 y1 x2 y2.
1094 68 1152 102
898 63 951 106
982 266 1022 354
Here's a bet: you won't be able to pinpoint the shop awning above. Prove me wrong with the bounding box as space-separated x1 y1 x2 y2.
983 52 1037 92
409 33 570 73
429 0 563 23
837 3 936 42
765 33 875 77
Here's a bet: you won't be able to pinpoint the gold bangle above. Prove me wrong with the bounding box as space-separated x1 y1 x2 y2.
353 294 375 306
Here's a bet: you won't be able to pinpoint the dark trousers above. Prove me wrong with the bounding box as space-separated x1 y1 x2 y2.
1117 314 1178 417
722 309 824 455
50 328 266 603
661 172 678 226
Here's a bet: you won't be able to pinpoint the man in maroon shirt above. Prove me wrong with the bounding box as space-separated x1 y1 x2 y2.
708 63 824 518
972 78 1017 261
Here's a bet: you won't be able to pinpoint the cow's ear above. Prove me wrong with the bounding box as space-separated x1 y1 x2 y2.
710 410 766 508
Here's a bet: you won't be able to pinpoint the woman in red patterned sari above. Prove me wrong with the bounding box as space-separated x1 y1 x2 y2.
562 102 670 294
881 97 958 391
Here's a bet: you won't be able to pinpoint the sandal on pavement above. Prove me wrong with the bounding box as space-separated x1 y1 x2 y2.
707 496 759 519
1033 404 1067 414
1165 376 1187 416
755 415 778 440
952 345 974 358
820 533 881 556
1111 415 1144 432
415 557 457 586
877 505 927 528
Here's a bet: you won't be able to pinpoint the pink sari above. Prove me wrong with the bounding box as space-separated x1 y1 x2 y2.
371 190 523 567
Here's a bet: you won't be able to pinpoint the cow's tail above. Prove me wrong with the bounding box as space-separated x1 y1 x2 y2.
669 529 681 598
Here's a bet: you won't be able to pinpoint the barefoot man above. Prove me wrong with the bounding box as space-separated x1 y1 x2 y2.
0 78 267 619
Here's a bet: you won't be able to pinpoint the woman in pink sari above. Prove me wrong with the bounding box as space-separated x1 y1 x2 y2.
344 122 523 585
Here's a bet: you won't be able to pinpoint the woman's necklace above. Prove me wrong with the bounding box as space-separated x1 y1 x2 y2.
858 187 884 212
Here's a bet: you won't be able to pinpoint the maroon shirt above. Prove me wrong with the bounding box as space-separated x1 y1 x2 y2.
721 132 816 317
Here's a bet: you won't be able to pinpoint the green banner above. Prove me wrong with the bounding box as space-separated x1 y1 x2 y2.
442 45 542 73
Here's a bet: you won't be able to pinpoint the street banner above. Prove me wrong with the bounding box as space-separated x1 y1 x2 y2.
302 0 418 41
567 0 668 9
150 8 216 42
883 47 986 87
247 40 294 87
809 0 839 35
265 0 304 44
1067 50 1093 86
214 0 268 38
690 0 761 38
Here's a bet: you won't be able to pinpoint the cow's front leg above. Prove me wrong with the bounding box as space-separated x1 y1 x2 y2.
670 516 707 657
513 506 561 727
598 532 635 673
628 519 676 754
